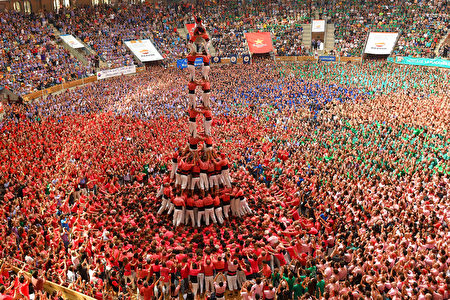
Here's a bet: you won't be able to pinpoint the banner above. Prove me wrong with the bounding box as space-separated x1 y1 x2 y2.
212 56 221 64
124 39 163 62
364 32 399 55
60 34 84 49
244 32 274 54
230 55 237 64
312 20 326 33
388 56 450 69
97 65 136 80
242 54 251 64
176 57 204 69
318 56 336 62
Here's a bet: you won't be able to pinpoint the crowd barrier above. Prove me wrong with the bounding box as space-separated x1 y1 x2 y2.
5 261 95 300
22 67 146 102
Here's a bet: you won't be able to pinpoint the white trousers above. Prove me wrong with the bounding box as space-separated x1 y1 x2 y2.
157 197 169 215
221 169 232 188
205 275 214 293
199 173 209 190
190 177 200 190
170 163 178 180
215 207 224 224
197 210 205 227
227 274 238 291
181 174 189 190
204 208 217 226
223 204 230 219
173 208 184 227
185 209 195 226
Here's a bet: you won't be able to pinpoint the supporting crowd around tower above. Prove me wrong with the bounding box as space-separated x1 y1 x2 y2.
157 17 253 227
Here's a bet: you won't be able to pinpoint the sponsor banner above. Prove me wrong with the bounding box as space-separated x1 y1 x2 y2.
97 65 136 80
318 56 336 62
245 32 274 54
60 34 84 49
364 32 399 55
230 55 237 64
242 54 251 64
212 56 221 63
124 39 163 62
176 57 204 69
388 56 450 69
312 20 326 32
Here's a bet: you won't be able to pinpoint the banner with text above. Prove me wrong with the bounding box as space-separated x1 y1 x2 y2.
244 32 274 54
176 57 204 69
97 65 136 80
312 20 326 32
318 56 336 62
364 32 399 55
388 56 450 69
60 34 84 49
125 40 163 62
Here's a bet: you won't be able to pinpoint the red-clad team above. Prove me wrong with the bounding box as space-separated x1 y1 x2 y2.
157 19 252 229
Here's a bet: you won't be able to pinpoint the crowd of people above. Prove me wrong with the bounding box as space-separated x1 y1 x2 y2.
1 0 449 96
0 10 93 96
0 58 449 300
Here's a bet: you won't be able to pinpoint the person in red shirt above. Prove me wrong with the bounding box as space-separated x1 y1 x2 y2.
203 258 215 294
188 107 199 138
179 158 194 194
172 193 186 227
198 156 209 197
195 196 205 228
203 193 217 226
220 187 231 219
213 194 224 224
190 158 201 196
185 194 196 227
218 153 232 188
201 81 211 110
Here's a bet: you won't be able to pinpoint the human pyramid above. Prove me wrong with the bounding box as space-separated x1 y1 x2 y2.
157 16 253 228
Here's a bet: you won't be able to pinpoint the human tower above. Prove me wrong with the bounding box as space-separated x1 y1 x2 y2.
156 17 253 227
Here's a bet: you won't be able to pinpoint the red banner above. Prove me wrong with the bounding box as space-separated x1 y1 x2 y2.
244 32 274 54
186 23 195 37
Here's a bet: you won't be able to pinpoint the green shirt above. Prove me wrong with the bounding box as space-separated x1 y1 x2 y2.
293 283 307 299
283 276 296 291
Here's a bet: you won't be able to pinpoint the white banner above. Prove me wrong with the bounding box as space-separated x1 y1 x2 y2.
97 65 136 80
60 34 85 49
364 32 399 55
312 20 326 32
125 39 163 62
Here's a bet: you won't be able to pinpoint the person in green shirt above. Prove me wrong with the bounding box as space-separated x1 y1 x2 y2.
283 271 296 292
292 276 308 299
316 273 326 298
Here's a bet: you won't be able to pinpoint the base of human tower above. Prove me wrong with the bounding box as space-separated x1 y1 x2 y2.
155 141 254 228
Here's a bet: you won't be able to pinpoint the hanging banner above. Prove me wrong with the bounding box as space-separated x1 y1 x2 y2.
124 39 163 62
244 32 274 54
230 55 237 64
364 32 399 55
176 57 204 69
312 20 326 32
212 56 221 63
318 56 336 62
97 65 136 80
60 34 85 49
242 54 251 64
388 56 450 69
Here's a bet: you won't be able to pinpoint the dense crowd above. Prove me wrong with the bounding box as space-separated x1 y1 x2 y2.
1 0 449 96
0 59 449 300
0 11 93 96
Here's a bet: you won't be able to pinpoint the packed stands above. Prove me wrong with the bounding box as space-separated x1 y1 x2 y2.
0 11 93 96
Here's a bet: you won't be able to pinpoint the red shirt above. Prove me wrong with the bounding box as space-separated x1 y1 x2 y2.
203 263 215 276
